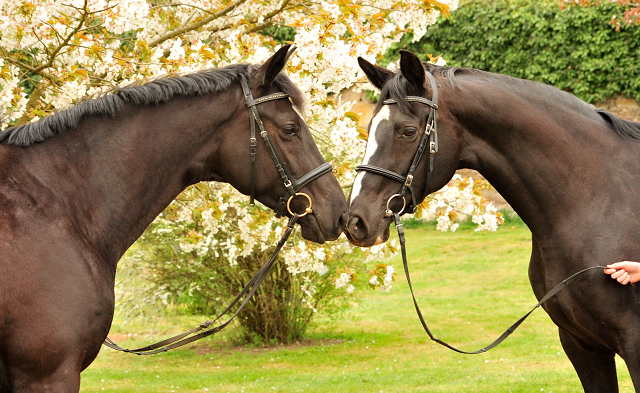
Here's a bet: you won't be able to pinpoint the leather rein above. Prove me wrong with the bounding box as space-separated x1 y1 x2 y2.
104 75 332 355
356 69 612 354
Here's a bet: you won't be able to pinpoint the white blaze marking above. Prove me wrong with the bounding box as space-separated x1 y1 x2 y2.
350 106 390 205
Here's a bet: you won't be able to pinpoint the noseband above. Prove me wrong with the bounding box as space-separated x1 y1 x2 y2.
239 74 333 217
356 71 439 216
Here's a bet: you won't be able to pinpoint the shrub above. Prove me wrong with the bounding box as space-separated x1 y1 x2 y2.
116 183 387 345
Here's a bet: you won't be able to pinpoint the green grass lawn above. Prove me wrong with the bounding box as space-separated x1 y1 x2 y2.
81 223 634 392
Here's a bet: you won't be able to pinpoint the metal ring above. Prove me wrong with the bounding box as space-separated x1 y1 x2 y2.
385 193 406 216
287 192 313 217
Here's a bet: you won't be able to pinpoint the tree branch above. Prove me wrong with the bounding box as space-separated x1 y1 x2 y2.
34 0 89 73
207 0 293 34
146 0 249 49
14 84 43 126
0 55 62 85
150 3 221 17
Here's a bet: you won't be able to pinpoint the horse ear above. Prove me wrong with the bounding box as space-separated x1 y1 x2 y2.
256 44 295 86
399 50 426 89
358 57 394 90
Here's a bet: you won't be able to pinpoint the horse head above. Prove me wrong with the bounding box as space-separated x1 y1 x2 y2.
346 50 461 247
210 45 348 243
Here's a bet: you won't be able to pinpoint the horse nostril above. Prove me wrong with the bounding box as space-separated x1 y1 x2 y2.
347 216 365 238
338 212 348 230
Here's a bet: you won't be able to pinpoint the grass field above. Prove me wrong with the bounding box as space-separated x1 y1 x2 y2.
81 222 634 392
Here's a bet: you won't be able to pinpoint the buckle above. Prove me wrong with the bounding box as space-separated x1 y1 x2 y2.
274 197 287 218
250 137 257 146
404 174 413 187
430 141 437 154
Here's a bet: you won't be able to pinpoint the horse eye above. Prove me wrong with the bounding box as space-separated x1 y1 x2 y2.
282 125 296 135
403 128 417 137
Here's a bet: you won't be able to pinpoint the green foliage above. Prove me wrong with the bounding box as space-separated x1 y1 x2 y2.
385 0 640 103
260 25 297 44
116 185 351 346
401 208 524 230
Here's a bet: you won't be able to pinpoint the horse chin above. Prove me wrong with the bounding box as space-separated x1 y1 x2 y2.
298 214 327 244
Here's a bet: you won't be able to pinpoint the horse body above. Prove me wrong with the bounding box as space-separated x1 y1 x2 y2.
0 46 348 392
348 50 640 391
454 73 640 388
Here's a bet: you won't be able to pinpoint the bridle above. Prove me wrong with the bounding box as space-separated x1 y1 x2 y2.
103 74 333 355
356 70 439 217
355 69 623 354
239 74 333 218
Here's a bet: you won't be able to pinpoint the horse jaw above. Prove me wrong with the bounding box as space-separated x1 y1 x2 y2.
297 214 327 244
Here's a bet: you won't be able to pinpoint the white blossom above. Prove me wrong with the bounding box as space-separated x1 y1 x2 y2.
0 0 503 305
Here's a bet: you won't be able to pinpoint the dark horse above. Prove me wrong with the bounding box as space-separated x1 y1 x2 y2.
347 50 640 392
0 45 348 392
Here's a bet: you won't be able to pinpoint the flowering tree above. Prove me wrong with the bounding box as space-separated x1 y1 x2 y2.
1 0 503 340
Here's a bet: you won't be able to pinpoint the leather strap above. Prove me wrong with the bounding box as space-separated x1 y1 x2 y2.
382 95 438 109
240 75 295 205
294 162 333 192
239 75 332 217
356 164 406 184
104 214 300 355
356 71 439 214
393 213 611 354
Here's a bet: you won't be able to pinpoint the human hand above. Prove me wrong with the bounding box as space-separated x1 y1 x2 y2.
604 261 640 285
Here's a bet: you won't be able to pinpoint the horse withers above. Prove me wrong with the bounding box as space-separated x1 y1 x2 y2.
0 45 347 392
347 49 640 392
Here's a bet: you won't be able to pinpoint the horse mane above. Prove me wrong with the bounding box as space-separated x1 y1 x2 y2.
595 109 640 140
378 62 640 141
0 64 306 146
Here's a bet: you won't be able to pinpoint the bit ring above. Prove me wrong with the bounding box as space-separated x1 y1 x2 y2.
287 193 313 217
385 193 407 217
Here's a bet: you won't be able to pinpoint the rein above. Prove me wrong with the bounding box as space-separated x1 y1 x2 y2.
393 212 608 354
104 214 299 355
357 69 617 354
104 74 332 355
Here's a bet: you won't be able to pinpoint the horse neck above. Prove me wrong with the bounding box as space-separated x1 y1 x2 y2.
450 76 637 236
16 90 239 265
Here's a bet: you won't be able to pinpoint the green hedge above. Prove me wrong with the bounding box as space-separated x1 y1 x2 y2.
386 0 640 103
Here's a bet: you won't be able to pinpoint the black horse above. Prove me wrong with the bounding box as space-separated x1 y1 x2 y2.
0 45 348 392
347 50 640 392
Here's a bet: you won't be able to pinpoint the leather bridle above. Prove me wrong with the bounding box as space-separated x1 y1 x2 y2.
356 70 439 217
103 74 333 355
239 74 333 218
355 69 621 354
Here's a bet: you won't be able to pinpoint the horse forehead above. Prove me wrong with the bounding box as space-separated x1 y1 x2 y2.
262 97 302 121
363 106 391 164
